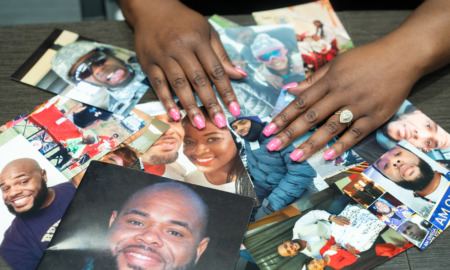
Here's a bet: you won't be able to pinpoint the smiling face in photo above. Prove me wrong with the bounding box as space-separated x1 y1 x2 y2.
142 114 185 165
0 158 48 215
386 110 450 151
183 120 237 174
107 185 209 270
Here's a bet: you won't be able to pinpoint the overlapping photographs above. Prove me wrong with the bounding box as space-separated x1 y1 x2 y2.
252 0 354 77
36 161 255 270
135 101 258 202
243 183 413 269
0 95 154 181
354 99 450 164
11 29 150 116
361 140 449 248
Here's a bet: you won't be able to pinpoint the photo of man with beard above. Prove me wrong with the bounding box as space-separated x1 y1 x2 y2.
0 158 76 270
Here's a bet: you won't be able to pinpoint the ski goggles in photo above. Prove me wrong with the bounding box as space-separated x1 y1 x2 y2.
255 47 287 63
70 50 109 82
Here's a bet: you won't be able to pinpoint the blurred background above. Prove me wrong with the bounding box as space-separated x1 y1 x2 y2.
1 0 424 26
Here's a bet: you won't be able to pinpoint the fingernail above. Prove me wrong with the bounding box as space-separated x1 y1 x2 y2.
234 66 248 77
169 108 180 121
281 82 298 89
289 149 304 161
266 138 281 151
263 123 276 137
214 113 226 128
323 149 335 161
229 101 241 117
194 115 206 130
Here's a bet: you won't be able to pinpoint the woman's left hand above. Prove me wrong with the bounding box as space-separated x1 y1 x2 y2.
262 41 417 162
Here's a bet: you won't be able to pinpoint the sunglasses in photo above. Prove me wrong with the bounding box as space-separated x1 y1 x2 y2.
70 50 109 82
256 47 287 63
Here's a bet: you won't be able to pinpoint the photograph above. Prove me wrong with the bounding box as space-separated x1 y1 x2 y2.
252 0 354 77
368 193 414 231
354 99 450 164
364 139 450 231
243 183 413 270
36 161 255 270
11 29 150 116
339 174 385 208
0 135 75 270
7 95 146 180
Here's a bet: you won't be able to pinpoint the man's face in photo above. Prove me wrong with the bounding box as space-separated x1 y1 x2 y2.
373 145 435 191
70 50 132 88
386 110 450 151
142 114 185 165
401 221 427 242
0 159 48 215
231 119 251 137
107 187 209 270
375 201 392 215
277 240 302 257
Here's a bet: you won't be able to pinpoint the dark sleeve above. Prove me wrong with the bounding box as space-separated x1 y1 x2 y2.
0 221 43 270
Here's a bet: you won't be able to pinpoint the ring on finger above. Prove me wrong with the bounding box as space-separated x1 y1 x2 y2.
335 109 353 127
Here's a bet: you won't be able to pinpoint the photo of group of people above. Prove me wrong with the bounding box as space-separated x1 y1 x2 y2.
243 183 413 270
2 95 145 180
35 161 255 270
11 29 150 116
252 0 354 77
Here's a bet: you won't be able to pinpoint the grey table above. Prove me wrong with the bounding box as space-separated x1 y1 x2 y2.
1 11 449 270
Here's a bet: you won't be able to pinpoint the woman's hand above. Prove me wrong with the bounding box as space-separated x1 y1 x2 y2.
262 0 450 162
118 0 245 128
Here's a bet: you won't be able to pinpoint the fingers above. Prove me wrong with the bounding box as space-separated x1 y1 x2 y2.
196 41 241 118
263 84 339 152
209 26 247 80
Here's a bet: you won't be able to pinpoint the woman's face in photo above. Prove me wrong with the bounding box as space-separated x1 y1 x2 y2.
183 120 237 174
263 48 289 72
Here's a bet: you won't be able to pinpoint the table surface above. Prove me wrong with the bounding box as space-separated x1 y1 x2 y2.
1 11 449 270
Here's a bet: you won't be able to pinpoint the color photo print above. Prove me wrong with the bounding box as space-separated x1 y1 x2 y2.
243 182 413 269
135 101 259 203
362 139 449 249
1 95 148 181
36 161 255 270
11 29 150 117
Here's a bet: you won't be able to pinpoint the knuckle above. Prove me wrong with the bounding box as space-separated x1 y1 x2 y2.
192 73 208 87
150 77 166 89
349 127 364 139
202 98 219 110
305 139 318 151
172 77 188 89
275 111 289 125
292 94 307 109
184 102 198 112
336 141 348 151
159 96 173 105
281 128 295 140
303 109 318 123
209 64 226 80
324 121 339 134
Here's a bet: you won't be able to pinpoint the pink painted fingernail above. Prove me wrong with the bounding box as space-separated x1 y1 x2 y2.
229 101 241 117
323 149 335 161
169 108 180 121
214 113 226 128
281 82 298 89
289 149 304 161
266 138 281 151
263 123 276 137
194 115 206 130
234 66 248 77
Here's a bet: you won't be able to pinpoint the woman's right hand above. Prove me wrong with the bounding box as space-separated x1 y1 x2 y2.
118 0 245 129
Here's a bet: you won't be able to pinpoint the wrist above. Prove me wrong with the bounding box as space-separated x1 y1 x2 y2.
328 214 336 222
